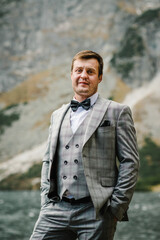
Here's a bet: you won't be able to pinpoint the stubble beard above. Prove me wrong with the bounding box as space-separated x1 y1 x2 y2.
74 85 98 99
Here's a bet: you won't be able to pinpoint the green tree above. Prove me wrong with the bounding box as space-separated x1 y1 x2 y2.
136 137 160 191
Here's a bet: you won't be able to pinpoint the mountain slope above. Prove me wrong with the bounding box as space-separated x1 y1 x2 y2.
0 0 160 189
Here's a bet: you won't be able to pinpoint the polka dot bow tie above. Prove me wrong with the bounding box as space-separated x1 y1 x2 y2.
70 99 91 112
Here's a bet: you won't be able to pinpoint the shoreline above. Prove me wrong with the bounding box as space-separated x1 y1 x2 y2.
151 184 160 192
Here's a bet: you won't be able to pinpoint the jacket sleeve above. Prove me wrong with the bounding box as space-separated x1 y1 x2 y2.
110 105 140 221
40 114 53 207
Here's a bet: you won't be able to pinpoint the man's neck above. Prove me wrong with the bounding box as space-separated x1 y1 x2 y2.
74 92 97 102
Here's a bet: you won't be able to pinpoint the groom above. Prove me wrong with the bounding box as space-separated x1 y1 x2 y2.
30 50 139 240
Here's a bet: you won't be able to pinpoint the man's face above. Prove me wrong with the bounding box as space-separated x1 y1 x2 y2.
71 58 102 101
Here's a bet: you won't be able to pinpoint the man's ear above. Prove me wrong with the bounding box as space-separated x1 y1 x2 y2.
98 75 103 83
71 71 73 80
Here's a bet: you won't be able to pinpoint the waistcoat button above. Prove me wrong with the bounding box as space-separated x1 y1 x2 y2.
65 145 69 149
75 144 79 148
73 175 78 180
63 176 67 180
64 161 68 165
74 159 78 164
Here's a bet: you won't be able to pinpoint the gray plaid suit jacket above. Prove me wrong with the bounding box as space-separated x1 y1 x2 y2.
40 95 139 221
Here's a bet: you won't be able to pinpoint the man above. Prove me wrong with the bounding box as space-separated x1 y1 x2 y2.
30 50 139 240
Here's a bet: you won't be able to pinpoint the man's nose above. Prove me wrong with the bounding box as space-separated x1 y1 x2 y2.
81 69 88 78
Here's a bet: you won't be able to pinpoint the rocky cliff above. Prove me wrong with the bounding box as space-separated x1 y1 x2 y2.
0 0 160 188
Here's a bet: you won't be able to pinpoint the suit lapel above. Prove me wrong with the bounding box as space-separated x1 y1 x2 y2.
50 103 70 160
50 96 111 157
83 96 111 146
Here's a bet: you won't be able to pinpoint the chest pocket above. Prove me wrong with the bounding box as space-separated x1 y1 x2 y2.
97 125 115 134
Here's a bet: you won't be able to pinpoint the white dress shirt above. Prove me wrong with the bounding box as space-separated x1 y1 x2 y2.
70 92 98 133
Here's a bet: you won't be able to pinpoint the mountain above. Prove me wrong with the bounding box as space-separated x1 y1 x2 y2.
0 0 160 190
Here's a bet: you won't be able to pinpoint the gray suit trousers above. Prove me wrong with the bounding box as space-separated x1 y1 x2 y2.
30 200 117 240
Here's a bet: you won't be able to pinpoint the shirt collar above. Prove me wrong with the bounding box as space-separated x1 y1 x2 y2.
88 92 98 107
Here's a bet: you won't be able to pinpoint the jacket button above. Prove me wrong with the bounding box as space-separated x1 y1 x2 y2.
64 161 68 165
74 159 78 164
73 175 78 180
63 176 67 180
75 144 79 148
65 145 69 149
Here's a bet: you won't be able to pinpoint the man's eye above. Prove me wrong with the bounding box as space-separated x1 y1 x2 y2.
76 69 82 73
88 70 93 74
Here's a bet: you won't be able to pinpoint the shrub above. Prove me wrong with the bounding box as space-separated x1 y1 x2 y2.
136 137 160 191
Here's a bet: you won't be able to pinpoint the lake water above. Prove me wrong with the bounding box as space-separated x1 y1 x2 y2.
0 191 159 240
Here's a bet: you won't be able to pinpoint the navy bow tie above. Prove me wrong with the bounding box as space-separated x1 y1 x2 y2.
70 99 91 112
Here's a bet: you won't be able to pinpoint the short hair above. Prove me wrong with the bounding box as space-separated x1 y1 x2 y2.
71 50 103 77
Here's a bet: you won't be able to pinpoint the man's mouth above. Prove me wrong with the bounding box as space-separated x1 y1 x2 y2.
79 81 89 85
